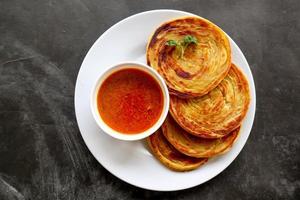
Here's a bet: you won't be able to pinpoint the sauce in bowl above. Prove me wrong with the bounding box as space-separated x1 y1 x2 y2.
97 68 164 134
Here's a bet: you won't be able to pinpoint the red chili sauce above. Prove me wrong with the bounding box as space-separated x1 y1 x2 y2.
97 68 164 134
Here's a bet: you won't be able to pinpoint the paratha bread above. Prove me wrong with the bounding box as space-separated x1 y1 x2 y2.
162 115 240 158
147 129 208 171
170 63 250 138
147 16 231 98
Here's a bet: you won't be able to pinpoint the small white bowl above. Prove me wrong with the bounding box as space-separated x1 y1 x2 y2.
90 61 170 141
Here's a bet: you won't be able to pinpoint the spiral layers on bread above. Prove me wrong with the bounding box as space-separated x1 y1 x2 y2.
162 115 240 158
147 17 231 98
147 129 207 171
170 64 250 138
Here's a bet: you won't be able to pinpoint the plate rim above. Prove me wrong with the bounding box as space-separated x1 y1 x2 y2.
74 9 256 191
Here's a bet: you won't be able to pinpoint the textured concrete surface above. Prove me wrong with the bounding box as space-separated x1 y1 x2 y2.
0 0 299 199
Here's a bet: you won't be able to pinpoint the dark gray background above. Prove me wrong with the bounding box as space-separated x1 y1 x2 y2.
0 0 299 199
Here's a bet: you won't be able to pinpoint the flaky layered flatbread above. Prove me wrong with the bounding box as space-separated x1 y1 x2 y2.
147 16 231 98
170 64 250 138
162 115 240 158
147 129 207 171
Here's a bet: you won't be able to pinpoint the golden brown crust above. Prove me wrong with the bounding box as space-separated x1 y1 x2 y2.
162 115 240 158
147 16 231 98
147 129 208 171
170 64 250 138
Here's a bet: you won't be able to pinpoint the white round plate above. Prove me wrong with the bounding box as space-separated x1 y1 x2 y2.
74 9 256 191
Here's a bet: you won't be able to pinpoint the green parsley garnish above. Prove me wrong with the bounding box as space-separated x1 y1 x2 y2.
165 35 198 58
183 35 198 45
166 40 178 46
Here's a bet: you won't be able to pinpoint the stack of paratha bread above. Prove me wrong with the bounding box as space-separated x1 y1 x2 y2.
146 17 250 171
